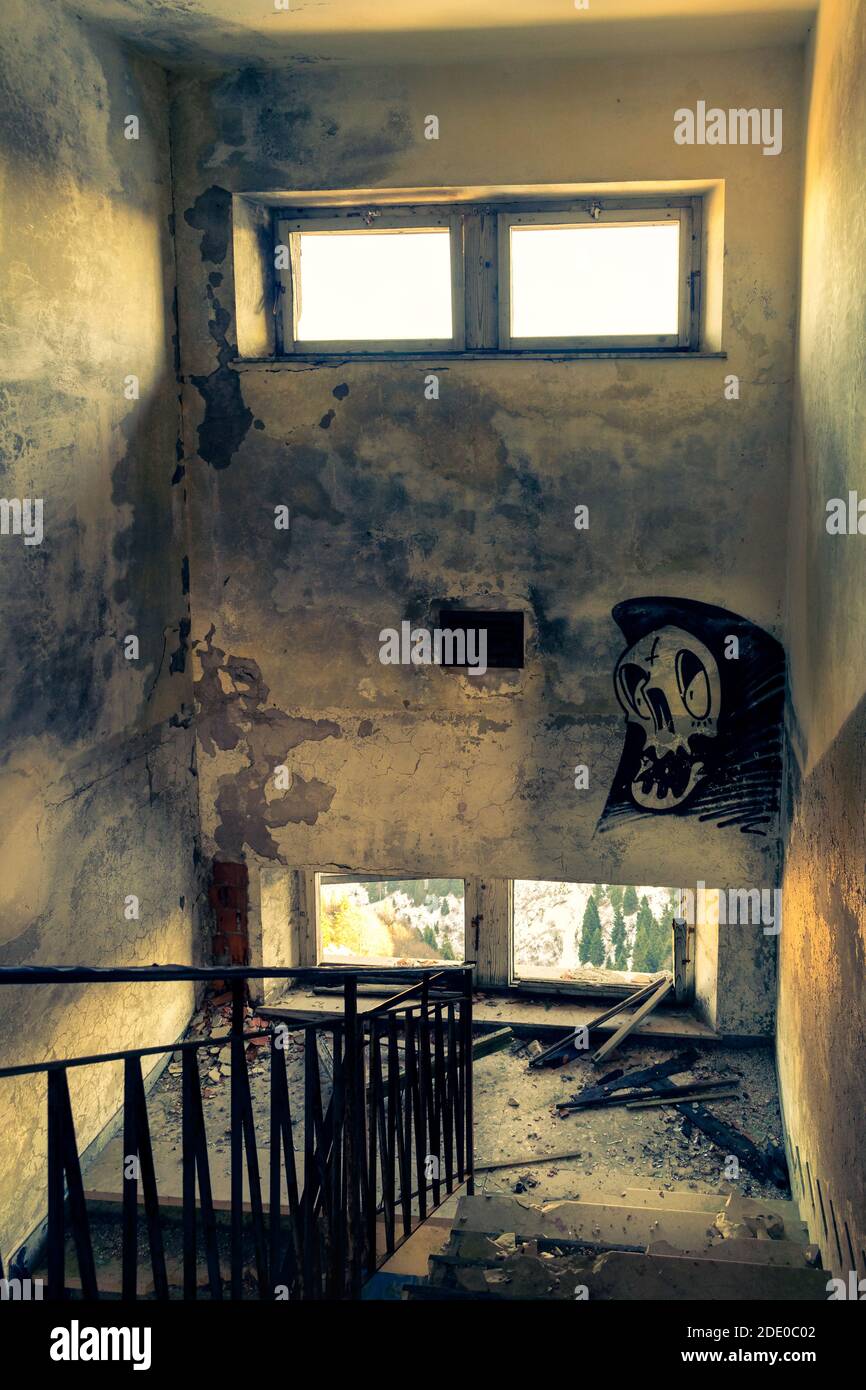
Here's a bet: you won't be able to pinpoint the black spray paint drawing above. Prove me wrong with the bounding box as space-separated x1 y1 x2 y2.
597 598 785 836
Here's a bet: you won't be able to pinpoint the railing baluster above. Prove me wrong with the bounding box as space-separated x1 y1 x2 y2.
462 968 475 1196
444 1002 456 1194
130 1059 168 1300
344 976 363 1297
418 980 432 1217
122 1058 139 1300
405 1011 424 1228
432 1002 446 1206
384 1014 399 1252
329 1025 344 1298
182 1048 223 1300
237 1044 268 1297
454 1003 466 1183
181 1049 197 1298
302 1026 317 1298
50 1068 99 1300
367 1017 381 1273
230 980 245 1300
47 1070 67 1300
270 1038 302 1299
356 1015 370 1276
394 1012 411 1239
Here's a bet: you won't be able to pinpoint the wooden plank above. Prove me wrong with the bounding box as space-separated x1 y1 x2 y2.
472 1027 514 1059
469 877 511 987
463 211 499 350
626 1087 740 1109
591 977 673 1062
530 978 665 1067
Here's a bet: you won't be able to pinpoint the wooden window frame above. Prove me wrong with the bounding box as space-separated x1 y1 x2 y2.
507 879 696 1000
272 195 703 358
498 199 700 351
275 209 466 355
294 871 696 1002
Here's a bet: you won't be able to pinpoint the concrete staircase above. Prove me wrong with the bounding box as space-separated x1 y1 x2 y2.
405 1186 830 1301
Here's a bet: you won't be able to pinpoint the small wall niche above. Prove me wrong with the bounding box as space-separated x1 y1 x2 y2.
437 607 524 669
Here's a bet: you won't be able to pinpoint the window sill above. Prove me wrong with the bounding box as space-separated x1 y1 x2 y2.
232 350 726 369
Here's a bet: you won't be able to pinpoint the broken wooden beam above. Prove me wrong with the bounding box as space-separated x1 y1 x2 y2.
591 976 674 1062
654 1077 789 1188
565 1049 699 1108
558 1074 740 1113
626 1086 740 1109
528 978 665 1068
472 1027 515 1059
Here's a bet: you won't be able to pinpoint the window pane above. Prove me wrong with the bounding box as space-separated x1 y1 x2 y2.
319 875 465 965
512 880 676 982
295 229 452 341
510 222 680 337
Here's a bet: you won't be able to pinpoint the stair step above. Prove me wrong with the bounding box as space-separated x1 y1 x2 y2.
648 1237 820 1268
588 1251 829 1301
533 1185 800 1221
457 1194 787 1250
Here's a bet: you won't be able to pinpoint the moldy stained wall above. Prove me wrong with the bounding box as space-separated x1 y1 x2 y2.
778 0 866 1280
0 1 200 1255
170 46 805 1034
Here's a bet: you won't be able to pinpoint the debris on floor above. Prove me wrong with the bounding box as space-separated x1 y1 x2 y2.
473 1033 789 1203
408 1187 824 1301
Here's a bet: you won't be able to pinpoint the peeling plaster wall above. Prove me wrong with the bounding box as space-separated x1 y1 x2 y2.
170 47 805 1034
0 2 200 1255
778 0 866 1277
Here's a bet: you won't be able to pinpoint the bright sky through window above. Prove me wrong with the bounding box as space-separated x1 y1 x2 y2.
510 221 680 337
295 228 453 341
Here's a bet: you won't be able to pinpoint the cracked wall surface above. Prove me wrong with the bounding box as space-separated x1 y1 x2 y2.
0 1 201 1256
778 0 866 1279
171 47 804 1035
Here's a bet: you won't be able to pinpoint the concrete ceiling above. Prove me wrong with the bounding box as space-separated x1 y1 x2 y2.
69 0 817 67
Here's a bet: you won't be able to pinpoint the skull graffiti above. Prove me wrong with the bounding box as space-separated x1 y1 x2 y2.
613 625 721 810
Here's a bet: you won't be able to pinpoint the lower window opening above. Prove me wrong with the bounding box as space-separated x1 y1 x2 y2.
318 874 466 967
512 879 677 987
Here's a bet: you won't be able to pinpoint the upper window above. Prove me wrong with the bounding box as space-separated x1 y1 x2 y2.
271 196 702 356
502 212 684 347
276 210 464 353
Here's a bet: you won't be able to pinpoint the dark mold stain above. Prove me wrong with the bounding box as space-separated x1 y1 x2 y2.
190 292 253 469
184 186 231 265
169 618 191 675
319 409 335 429
333 383 349 400
195 631 341 859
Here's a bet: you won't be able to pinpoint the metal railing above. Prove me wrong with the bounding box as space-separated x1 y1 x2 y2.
0 964 474 1300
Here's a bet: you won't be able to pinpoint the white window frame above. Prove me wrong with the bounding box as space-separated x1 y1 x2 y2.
275 209 465 355
498 201 699 351
309 870 469 969
271 195 703 358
